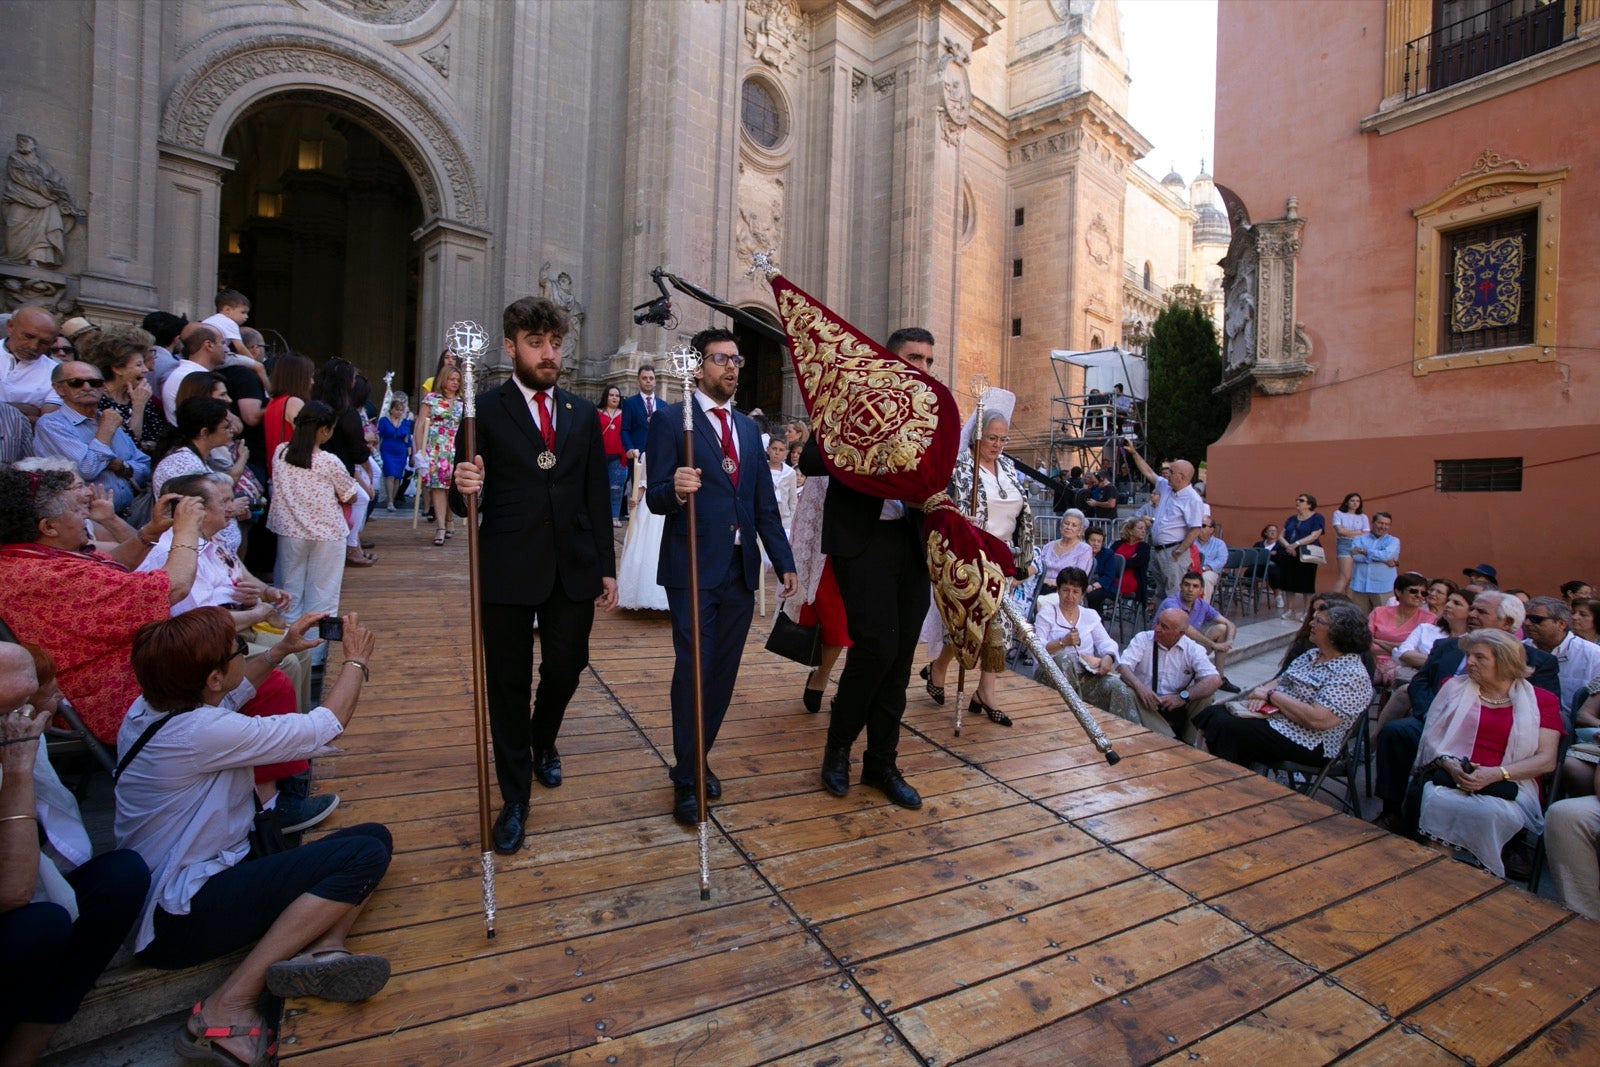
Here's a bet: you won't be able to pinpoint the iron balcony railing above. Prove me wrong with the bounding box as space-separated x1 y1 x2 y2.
1404 0 1574 100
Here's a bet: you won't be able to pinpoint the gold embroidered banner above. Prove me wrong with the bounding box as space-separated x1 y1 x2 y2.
1452 235 1522 333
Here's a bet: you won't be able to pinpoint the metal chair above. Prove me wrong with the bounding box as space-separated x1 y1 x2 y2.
1215 547 1247 615
1254 707 1371 815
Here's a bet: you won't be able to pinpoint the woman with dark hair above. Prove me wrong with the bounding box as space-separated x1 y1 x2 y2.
151 397 246 557
89 325 169 453
1198 601 1374 769
0 462 203 742
264 353 314 462
598 384 626 528
115 608 392 1067
1272 492 1324 622
311 360 374 567
413 365 463 546
1367 571 1436 684
1425 576 1458 617
268 402 357 664
1572 598 1600 644
1378 587 1475 727
1330 492 1368 595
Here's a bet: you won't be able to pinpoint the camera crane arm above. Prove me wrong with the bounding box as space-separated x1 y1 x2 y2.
632 267 789 348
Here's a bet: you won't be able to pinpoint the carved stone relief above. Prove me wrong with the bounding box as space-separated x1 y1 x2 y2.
1084 213 1112 269
745 0 806 75
420 38 449 79
1217 194 1312 396
938 37 972 146
736 163 784 268
314 0 439 25
539 260 586 371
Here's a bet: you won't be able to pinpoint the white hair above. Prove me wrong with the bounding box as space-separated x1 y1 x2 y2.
11 456 76 475
1481 590 1525 630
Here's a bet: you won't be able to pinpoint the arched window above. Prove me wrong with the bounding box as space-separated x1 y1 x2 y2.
1143 262 1154 290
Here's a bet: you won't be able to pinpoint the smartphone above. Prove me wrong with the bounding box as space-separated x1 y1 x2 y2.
317 618 344 642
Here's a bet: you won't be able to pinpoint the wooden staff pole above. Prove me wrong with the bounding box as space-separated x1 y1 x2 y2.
670 345 712 901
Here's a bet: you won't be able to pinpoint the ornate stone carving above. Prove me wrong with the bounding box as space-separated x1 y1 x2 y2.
1084 213 1112 268
539 261 586 366
745 0 806 75
0 265 77 314
872 72 896 93
1217 194 1312 397
420 38 449 79
1453 149 1528 187
2 135 85 268
161 35 482 225
851 69 867 99
1008 129 1083 165
938 37 972 146
314 0 439 25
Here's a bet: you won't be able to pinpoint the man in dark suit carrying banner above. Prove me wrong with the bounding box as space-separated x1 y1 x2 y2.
451 297 617 855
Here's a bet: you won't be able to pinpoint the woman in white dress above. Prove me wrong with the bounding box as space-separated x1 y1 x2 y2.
616 453 668 611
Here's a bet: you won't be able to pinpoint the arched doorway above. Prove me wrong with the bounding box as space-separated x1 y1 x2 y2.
733 306 785 418
217 97 422 393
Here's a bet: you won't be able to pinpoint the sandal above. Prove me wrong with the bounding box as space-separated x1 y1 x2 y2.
969 697 1012 727
920 664 946 706
265 948 391 1002
444 528 454 539
433 532 447 546
174 1001 275 1067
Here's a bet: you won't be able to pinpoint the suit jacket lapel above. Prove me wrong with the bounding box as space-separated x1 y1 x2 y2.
552 387 576 460
500 381 545 454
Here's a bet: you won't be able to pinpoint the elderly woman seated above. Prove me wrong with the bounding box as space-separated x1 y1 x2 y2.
1197 601 1374 768
0 460 203 743
1 643 148 1066
115 608 391 1067
1410 629 1562 878
1034 566 1137 724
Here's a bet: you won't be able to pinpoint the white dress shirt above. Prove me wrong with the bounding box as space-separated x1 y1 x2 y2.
1120 630 1217 695
1034 601 1118 665
0 340 60 407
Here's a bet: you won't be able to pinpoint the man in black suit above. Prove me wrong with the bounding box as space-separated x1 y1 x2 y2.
1372 590 1560 829
647 329 796 825
451 297 617 854
799 327 936 810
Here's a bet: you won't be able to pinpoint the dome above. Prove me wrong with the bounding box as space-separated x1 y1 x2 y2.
1161 168 1185 188
1194 203 1229 245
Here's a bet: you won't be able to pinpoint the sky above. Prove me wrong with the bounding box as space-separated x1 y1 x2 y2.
1118 0 1219 187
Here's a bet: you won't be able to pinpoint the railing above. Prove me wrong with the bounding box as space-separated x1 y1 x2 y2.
1404 0 1573 99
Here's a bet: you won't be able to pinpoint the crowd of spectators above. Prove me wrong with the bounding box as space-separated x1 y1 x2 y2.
0 298 396 1064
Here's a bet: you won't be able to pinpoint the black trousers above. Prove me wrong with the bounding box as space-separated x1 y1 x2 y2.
665 552 753 786
828 520 929 768
1375 716 1425 812
482 589 595 805
1196 705 1326 768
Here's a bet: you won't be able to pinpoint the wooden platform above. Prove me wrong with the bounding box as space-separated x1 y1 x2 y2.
282 518 1600 1065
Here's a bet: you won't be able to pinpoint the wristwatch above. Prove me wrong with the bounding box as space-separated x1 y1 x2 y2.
1179 689 1190 701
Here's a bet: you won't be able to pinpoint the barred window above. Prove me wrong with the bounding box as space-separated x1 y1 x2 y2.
1442 211 1536 354
740 79 784 149
1435 457 1523 493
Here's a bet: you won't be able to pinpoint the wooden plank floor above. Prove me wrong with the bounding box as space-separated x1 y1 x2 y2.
281 518 1600 1065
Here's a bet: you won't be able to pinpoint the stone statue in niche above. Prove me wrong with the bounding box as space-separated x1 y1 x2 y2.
2 135 85 268
539 261 585 366
1221 227 1258 374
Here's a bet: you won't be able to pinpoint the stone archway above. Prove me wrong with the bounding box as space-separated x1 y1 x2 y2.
153 32 490 378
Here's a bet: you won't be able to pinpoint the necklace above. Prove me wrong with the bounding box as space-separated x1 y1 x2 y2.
1480 692 1512 706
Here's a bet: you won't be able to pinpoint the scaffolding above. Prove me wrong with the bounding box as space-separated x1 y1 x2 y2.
1040 347 1153 524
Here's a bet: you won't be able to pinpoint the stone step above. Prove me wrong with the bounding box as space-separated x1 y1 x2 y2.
46 949 247 1058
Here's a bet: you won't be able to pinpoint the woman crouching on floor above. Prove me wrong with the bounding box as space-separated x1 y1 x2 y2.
115 607 391 1067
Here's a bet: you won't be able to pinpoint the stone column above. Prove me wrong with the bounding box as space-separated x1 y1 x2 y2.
412 219 493 384
155 143 235 320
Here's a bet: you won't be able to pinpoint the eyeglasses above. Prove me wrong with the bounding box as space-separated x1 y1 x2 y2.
62 376 104 388
1524 615 1550 626
704 352 745 367
1402 587 1426 596
983 435 1010 445
1295 497 1309 503
225 636 250 664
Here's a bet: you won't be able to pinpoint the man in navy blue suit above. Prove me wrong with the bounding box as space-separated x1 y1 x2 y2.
646 328 797 825
619 364 658 516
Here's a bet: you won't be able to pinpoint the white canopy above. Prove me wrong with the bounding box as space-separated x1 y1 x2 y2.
1049 347 1146 400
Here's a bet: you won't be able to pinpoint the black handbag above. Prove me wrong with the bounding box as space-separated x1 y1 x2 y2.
765 608 821 667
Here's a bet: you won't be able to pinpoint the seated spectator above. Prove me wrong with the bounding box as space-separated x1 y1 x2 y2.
1546 750 1600 919
1560 580 1593 608
0 463 202 742
1083 526 1118 612
1107 517 1150 609
33 360 151 516
1424 576 1458 617
1522 596 1600 728
1372 591 1560 832
1571 598 1600 645
1037 508 1092 596
139 310 186 401
1348 511 1403 614
1366 571 1436 685
0 399 31 465
162 323 225 420
1035 567 1135 724
1379 587 1473 727
1156 570 1239 692
0 306 62 420
1117 607 1222 741
1199 601 1374 770
153 396 247 558
1412 630 1561 878
115 609 391 1067
1462 562 1499 589
1194 518 1228 601
88 325 168 455
0 643 149 1066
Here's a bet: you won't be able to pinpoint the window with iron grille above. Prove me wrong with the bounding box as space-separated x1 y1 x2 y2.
1441 210 1536 354
1435 457 1523 492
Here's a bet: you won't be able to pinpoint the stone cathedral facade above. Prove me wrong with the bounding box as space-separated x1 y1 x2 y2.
2 0 1167 454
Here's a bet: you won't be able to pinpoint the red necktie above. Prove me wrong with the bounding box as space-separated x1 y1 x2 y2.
645 396 654 418
534 391 555 451
713 408 738 487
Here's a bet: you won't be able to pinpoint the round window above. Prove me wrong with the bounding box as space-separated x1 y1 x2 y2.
741 78 785 150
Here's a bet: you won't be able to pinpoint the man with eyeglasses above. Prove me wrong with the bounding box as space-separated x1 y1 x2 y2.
33 360 150 515
1348 511 1402 614
1522 597 1600 727
1194 516 1228 601
1120 442 1204 606
646 327 796 826
0 305 62 419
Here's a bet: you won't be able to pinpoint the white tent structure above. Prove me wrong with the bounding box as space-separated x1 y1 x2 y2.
1048 346 1147 400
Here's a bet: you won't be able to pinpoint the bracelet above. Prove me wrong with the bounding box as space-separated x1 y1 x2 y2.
0 813 37 822
343 660 370 682
1500 766 1511 782
170 544 198 554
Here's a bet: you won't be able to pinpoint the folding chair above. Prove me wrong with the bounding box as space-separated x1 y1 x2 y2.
1254 707 1370 815
1215 547 1246 615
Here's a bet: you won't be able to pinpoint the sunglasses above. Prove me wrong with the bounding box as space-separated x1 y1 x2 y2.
704 352 745 367
62 376 104 388
1523 615 1551 626
225 635 250 663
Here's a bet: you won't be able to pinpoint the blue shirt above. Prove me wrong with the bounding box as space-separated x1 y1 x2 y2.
34 404 151 512
1197 536 1229 572
1157 594 1221 630
1349 533 1401 594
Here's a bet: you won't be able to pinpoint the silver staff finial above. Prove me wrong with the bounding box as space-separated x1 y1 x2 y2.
449 320 488 418
670 342 702 431
744 248 781 280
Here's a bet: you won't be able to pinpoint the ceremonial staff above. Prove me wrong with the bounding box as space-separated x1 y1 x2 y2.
667 342 714 900
953 376 988 737
450 320 498 938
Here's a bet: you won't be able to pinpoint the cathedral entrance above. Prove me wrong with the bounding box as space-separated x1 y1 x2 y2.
733 307 786 418
216 96 423 394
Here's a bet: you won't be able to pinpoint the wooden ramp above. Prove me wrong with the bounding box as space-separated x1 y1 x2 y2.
282 519 1600 1065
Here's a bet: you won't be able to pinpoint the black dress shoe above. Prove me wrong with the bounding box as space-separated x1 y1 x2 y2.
861 761 922 810
705 768 721 800
1218 677 1242 694
673 783 704 826
820 743 851 797
492 801 528 854
802 686 823 713
533 747 563 789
